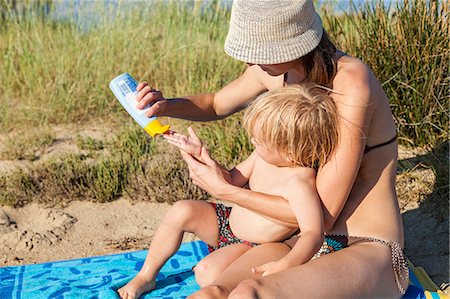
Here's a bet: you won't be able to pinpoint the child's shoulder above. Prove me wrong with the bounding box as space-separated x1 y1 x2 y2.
283 167 316 186
289 165 316 178
281 168 318 200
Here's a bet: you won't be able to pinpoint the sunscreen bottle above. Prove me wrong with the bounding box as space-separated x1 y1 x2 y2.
109 73 170 137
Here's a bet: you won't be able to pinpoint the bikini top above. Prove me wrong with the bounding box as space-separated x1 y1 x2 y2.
364 134 397 154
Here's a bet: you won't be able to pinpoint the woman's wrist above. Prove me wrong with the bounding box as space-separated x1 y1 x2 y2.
215 185 247 203
217 188 297 226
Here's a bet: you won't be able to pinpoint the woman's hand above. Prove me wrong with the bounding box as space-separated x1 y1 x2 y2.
252 258 293 277
180 147 233 198
136 81 167 117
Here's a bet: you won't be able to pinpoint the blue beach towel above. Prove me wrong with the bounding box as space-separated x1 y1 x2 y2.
0 241 209 299
0 241 445 299
403 260 448 299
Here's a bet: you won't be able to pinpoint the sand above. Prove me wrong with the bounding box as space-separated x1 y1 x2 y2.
0 198 197 266
0 196 448 288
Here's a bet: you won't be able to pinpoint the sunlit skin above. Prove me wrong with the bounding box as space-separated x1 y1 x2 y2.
133 60 306 118
250 60 303 79
117 125 324 299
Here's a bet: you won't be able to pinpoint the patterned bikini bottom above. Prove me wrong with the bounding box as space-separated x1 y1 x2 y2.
289 234 409 295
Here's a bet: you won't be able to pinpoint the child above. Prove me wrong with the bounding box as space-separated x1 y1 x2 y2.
118 83 339 299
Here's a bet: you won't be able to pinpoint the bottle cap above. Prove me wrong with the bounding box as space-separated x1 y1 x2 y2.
144 119 170 137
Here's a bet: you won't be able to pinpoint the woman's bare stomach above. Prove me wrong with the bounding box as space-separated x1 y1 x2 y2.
229 206 297 244
330 153 404 245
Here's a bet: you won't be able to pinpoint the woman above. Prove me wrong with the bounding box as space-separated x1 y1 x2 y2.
136 1 408 297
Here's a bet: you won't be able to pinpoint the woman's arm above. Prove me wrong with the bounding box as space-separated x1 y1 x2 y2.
180 148 297 227
164 127 257 188
139 65 268 120
216 187 297 228
317 63 376 231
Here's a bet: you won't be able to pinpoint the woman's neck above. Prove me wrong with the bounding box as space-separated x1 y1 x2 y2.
285 61 306 84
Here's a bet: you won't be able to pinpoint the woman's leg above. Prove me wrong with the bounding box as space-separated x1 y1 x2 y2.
188 242 291 299
118 200 219 299
229 242 407 299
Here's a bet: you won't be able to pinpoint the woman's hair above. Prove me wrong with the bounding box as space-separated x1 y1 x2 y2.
301 30 338 88
243 83 339 168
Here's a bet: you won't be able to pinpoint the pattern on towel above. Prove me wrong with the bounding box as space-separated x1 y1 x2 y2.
0 241 209 299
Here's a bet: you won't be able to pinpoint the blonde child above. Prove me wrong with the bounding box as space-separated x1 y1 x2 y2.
118 83 339 299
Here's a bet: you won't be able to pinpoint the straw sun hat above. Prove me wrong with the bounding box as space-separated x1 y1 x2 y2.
224 0 323 65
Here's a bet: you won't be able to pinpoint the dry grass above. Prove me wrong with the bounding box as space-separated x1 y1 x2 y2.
0 127 56 161
322 0 449 147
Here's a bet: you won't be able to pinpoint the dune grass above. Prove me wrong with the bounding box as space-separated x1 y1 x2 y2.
322 0 449 147
0 0 242 131
0 0 447 215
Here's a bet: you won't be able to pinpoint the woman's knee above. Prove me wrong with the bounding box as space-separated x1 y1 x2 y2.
228 279 269 299
188 284 229 299
194 259 221 287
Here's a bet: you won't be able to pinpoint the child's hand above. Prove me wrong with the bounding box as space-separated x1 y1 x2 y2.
163 127 202 157
252 258 293 277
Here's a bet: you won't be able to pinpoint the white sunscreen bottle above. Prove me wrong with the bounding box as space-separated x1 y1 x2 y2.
109 73 170 137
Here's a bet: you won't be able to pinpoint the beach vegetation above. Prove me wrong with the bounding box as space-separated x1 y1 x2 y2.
0 0 447 220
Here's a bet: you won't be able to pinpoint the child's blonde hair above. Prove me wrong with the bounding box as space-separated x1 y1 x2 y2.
243 83 339 168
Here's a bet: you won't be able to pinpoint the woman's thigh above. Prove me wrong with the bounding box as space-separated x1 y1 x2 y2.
229 242 406 299
208 242 291 291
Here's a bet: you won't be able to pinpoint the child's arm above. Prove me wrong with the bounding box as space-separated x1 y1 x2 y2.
228 150 257 187
163 127 203 161
252 173 324 276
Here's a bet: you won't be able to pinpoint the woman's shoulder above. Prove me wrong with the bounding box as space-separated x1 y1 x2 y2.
333 54 379 102
335 55 372 84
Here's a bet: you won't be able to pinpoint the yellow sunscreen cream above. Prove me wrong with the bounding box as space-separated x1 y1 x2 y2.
109 73 170 137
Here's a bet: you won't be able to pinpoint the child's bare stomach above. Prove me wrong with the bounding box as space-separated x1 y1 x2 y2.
229 206 297 244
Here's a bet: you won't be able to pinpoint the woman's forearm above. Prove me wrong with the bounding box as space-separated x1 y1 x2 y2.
217 186 298 228
164 94 224 121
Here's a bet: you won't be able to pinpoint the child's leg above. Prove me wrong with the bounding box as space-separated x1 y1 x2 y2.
118 200 218 299
194 243 253 287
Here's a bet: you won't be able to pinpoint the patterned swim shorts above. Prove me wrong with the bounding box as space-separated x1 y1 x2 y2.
207 203 258 252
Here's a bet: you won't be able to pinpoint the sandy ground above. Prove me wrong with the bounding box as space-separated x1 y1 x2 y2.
0 198 197 267
0 196 448 288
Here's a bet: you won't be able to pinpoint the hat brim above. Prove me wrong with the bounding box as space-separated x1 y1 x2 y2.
224 13 323 65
